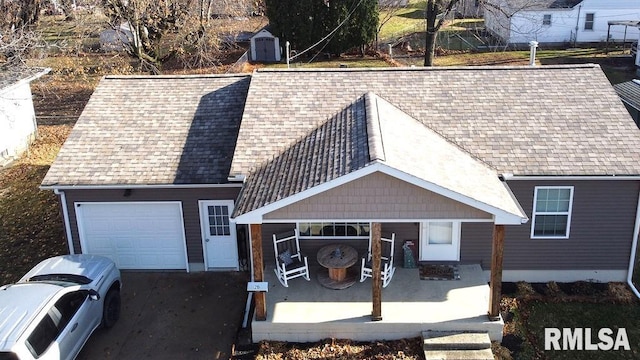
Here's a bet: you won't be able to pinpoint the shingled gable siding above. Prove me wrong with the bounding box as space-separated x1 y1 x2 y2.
61 187 241 265
262 172 492 221
461 180 640 270
262 223 417 267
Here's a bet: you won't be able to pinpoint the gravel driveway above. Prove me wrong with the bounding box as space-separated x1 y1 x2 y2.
77 271 249 360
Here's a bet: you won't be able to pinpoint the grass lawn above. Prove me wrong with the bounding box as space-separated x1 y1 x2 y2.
512 301 640 359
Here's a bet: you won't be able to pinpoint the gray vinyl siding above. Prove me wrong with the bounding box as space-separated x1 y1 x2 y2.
61 187 241 265
461 180 639 270
261 223 417 267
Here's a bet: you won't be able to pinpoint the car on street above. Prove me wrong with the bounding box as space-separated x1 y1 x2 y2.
0 255 121 360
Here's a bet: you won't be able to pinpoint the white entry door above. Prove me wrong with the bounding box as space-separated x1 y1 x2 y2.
199 200 238 270
420 221 461 261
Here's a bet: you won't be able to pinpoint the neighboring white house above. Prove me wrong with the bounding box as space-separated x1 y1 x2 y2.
0 68 50 166
484 0 640 46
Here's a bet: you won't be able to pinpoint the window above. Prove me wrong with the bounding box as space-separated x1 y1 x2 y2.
543 14 552 26
531 186 573 239
297 222 370 238
585 13 594 30
25 291 89 357
207 205 230 236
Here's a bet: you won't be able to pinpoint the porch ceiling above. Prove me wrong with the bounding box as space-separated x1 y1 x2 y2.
233 93 527 225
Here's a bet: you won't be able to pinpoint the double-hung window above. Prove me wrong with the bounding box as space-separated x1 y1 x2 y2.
531 186 574 239
542 14 552 26
584 13 594 30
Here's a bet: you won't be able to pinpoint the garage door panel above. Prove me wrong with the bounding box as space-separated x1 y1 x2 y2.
77 203 187 270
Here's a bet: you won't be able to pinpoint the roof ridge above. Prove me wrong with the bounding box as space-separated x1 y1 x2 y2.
364 92 386 162
104 73 250 80
255 64 600 73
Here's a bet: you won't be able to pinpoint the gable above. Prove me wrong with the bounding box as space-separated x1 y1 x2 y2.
263 172 492 221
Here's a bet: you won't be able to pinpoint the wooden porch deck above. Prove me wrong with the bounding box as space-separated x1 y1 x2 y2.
251 264 504 343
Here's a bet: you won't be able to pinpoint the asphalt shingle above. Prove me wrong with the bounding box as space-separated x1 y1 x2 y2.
42 74 250 186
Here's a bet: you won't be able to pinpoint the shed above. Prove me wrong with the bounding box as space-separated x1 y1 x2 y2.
250 29 281 63
0 67 50 166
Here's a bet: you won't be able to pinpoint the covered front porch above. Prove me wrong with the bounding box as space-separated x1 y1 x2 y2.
252 264 504 342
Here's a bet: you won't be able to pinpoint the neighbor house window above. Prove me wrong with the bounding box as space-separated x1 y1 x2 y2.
543 14 552 26
585 13 594 30
531 186 574 239
298 222 370 238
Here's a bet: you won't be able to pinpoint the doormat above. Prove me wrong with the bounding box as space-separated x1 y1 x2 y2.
419 264 460 280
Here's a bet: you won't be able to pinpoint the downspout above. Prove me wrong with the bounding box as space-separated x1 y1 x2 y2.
54 189 75 254
242 224 255 328
626 190 640 299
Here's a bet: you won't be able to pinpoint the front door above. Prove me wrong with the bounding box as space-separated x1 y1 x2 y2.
419 221 461 261
199 200 238 270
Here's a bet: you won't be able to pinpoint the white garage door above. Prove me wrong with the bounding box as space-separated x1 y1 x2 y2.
76 202 188 270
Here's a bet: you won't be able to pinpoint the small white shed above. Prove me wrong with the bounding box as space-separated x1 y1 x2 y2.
0 67 50 166
250 29 281 63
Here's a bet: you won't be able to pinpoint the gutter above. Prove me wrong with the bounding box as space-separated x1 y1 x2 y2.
53 189 75 254
40 183 243 190
501 174 640 181
626 191 640 299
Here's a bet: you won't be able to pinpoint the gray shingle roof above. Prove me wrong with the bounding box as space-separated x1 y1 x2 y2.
234 92 527 219
231 65 640 177
42 74 250 186
0 67 50 94
502 0 582 10
614 80 640 110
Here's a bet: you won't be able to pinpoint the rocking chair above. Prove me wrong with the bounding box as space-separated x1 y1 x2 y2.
360 233 396 288
273 229 310 287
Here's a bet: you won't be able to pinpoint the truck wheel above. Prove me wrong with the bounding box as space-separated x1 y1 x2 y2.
102 289 121 328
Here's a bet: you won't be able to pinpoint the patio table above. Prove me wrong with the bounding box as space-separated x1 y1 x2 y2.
316 244 358 290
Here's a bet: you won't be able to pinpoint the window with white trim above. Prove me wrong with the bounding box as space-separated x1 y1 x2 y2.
542 14 551 26
531 186 573 239
584 13 594 30
297 222 370 238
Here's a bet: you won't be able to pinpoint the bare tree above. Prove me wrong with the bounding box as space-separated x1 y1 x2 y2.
424 0 457 66
377 0 410 48
0 28 42 69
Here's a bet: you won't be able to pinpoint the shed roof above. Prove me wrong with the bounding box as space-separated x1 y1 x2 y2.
615 80 640 110
41 74 250 187
0 67 50 95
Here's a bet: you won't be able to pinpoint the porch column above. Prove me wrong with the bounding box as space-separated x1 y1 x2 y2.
488 224 505 320
371 222 382 321
250 224 267 321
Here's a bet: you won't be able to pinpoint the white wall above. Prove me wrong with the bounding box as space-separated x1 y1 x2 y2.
485 0 640 45
0 83 38 164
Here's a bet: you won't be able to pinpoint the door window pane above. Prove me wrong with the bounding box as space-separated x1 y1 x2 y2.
429 222 453 245
208 205 231 236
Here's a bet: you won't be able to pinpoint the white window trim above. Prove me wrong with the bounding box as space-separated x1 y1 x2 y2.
584 13 595 31
296 222 371 239
530 186 574 239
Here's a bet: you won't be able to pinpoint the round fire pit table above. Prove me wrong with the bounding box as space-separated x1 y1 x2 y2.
316 244 358 290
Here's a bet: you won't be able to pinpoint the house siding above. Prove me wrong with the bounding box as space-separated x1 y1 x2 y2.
264 172 492 221
462 180 639 270
60 187 241 265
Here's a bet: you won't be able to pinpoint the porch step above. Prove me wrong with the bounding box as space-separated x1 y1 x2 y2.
423 331 493 360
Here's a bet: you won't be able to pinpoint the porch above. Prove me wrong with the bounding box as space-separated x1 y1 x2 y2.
251 264 504 343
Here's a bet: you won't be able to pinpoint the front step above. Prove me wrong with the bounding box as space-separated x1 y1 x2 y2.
423 331 493 360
